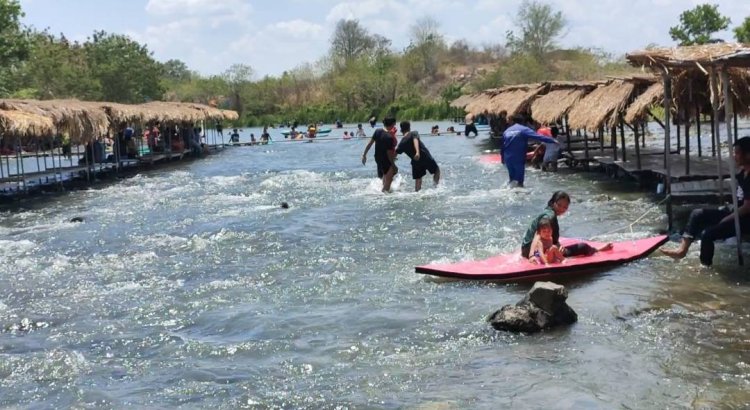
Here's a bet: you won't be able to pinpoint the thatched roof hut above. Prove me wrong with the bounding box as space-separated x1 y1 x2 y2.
567 80 638 131
623 82 664 125
0 109 55 140
449 94 476 108
464 92 497 116
486 83 548 117
222 109 240 121
529 81 602 125
0 99 111 143
626 44 750 117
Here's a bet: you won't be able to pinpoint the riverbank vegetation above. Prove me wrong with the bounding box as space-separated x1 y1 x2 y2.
1 0 749 126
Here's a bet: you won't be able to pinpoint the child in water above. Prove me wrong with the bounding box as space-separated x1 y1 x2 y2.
528 217 565 265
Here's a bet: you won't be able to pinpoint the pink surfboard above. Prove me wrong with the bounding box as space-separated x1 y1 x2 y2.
416 235 668 282
478 152 539 164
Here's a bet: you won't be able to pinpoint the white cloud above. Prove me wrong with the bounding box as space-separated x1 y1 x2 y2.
145 0 252 16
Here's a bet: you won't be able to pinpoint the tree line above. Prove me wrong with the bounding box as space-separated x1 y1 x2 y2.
1 0 749 127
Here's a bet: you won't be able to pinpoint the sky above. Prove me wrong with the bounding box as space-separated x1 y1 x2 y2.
17 0 750 78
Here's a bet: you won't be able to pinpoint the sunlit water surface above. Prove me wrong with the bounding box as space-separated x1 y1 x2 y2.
1 122 749 408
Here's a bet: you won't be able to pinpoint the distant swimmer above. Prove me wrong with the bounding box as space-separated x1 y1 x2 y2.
69 217 84 223
356 124 367 138
281 202 290 209
369 116 377 128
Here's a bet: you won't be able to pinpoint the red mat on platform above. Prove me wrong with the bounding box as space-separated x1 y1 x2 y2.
416 235 668 281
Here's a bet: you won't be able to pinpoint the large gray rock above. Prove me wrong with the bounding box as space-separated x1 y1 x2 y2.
488 281 577 333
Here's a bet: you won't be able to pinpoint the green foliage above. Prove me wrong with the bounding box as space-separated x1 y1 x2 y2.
506 0 566 60
84 31 165 102
0 0 29 96
735 16 750 43
669 4 730 45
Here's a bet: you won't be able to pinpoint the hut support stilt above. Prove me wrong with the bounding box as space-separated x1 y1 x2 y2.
709 69 724 200
720 69 743 266
684 109 690 175
662 74 673 231
633 123 642 170
619 119 626 163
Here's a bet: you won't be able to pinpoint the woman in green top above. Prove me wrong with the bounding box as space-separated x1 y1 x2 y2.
521 191 612 259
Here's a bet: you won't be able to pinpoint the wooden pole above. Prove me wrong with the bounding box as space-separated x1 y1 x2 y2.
641 123 646 148
600 127 605 154
584 129 589 161
676 113 681 154
709 69 724 200
720 69 743 265
709 109 716 157
608 126 616 161
733 110 738 144
696 105 702 157
564 116 572 154
662 74 673 231
684 109 690 175
633 122 642 170
619 118 626 163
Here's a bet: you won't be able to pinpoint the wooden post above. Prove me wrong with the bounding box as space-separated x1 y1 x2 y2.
619 118 626 163
608 126 616 161
696 105 702 157
564 115 572 153
662 74 673 231
709 69 724 199
684 109 690 176
733 110 739 144
676 113 681 154
720 69 743 265
641 123 646 148
600 127 605 154
634 122 642 170
584 129 589 161
709 109 716 157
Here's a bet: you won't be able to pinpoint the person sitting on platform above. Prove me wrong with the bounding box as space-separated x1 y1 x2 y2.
660 136 750 266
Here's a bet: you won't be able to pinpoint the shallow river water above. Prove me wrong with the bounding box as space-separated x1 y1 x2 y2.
1 122 749 408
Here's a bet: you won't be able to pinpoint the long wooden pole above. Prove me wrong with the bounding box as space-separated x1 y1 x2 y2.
709 69 724 200
696 104 702 157
633 122 642 170
663 74 673 231
619 118 626 163
720 69 743 265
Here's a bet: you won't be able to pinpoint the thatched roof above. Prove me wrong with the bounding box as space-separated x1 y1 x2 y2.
531 89 587 125
623 83 664 125
464 92 497 116
450 94 476 108
0 109 55 139
222 109 239 121
486 83 548 116
0 99 240 143
567 80 637 131
0 99 110 143
627 43 750 70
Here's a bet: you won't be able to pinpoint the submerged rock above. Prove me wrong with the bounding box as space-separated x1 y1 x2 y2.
488 281 577 333
69 217 84 223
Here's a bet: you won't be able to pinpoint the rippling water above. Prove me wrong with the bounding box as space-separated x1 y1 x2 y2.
1 123 749 408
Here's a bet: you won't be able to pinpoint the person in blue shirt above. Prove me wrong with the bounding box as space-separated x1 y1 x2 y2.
502 114 559 187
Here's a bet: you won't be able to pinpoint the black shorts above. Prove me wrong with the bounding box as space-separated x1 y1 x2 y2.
376 157 396 178
412 158 439 179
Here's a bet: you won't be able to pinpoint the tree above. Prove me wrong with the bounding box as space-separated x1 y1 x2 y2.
162 59 192 82
505 0 566 60
0 0 29 96
669 4 730 46
735 16 750 43
329 19 390 68
406 16 446 79
222 63 254 116
84 31 164 102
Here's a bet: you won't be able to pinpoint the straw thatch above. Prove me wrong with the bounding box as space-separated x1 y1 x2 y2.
221 109 239 121
530 89 587 125
627 43 750 70
486 84 548 116
0 99 111 143
464 92 497 116
0 109 55 139
567 80 636 131
450 94 476 108
623 83 664 125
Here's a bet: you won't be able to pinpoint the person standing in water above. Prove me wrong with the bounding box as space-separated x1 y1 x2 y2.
502 114 559 187
397 121 440 192
362 117 398 193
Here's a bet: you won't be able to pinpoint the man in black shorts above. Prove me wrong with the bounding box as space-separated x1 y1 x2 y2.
397 121 440 192
361 117 398 193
